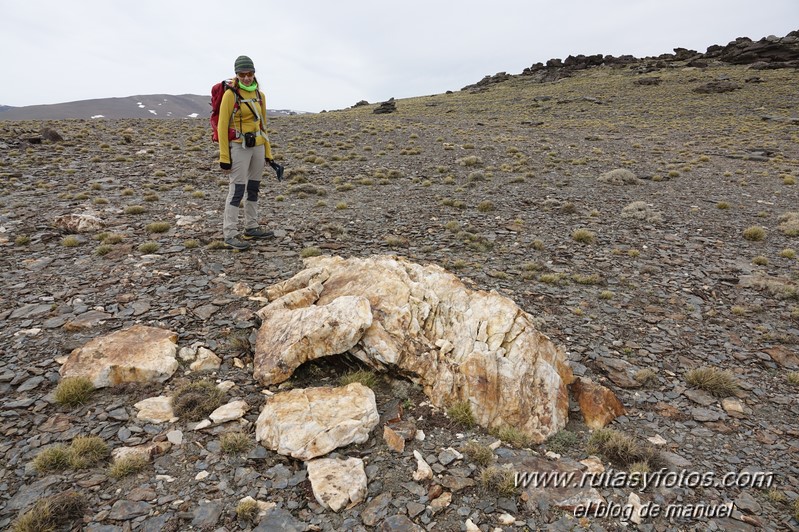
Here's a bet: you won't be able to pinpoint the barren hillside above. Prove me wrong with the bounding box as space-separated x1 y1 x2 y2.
1 51 798 531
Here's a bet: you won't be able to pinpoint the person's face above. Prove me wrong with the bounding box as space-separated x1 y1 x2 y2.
237 71 255 84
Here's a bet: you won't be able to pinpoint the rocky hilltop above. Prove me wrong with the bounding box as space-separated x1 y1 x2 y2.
463 30 799 90
1 31 798 532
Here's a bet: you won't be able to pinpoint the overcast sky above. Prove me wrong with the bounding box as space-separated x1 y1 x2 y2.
1 0 796 113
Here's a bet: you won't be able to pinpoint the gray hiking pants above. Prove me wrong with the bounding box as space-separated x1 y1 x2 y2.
223 142 265 240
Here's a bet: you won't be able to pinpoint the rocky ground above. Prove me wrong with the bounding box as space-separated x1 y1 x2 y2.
1 57 798 532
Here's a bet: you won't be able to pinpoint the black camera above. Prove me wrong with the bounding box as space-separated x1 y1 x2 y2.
243 132 256 148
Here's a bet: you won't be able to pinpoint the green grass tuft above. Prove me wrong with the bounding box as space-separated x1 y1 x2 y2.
108 455 149 478
447 400 476 429
339 369 379 389
492 425 532 448
54 376 95 407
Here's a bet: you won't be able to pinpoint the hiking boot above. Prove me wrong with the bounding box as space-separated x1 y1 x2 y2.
242 226 274 240
223 237 251 251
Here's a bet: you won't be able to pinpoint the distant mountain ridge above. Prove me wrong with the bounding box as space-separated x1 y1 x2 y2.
0 93 305 120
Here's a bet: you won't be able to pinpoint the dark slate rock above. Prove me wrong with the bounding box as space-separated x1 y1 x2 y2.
191 500 224 529
380 514 424 531
107 500 152 520
254 507 307 532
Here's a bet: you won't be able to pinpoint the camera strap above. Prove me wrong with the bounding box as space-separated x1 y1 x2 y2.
233 80 268 142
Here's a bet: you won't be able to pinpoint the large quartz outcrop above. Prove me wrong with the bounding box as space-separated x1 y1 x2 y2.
254 255 572 442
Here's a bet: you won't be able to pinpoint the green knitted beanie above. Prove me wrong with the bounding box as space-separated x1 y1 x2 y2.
234 55 255 73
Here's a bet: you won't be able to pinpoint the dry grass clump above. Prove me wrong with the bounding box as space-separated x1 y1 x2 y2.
11 491 86 532
53 376 95 407
621 201 663 223
634 368 658 385
32 436 109 473
456 155 482 167
61 235 81 247
598 168 638 185
492 425 532 448
384 235 409 247
778 212 799 236
742 225 766 241
31 445 72 473
545 430 580 454
137 241 160 253
236 498 261 523
572 228 596 244
786 372 799 386
765 488 786 504
479 466 518 497
220 431 255 456
587 428 663 469
748 275 798 300
477 200 495 212
300 246 322 258
108 455 149 478
171 380 226 421
685 367 740 397
95 244 113 256
67 436 111 469
103 233 125 244
339 369 379 389
124 205 147 215
539 272 568 285
145 221 171 233
461 441 494 467
447 400 476 429
571 273 602 285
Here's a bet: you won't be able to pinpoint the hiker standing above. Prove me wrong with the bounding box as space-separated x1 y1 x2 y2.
217 55 275 251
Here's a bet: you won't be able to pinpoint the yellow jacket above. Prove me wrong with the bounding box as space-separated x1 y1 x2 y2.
217 79 274 164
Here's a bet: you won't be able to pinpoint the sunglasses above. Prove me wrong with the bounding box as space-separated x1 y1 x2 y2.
237 72 255 78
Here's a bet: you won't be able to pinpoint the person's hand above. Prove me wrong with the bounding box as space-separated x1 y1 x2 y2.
220 162 232 174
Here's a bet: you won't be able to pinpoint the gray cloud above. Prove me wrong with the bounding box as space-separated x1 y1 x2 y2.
1 0 796 112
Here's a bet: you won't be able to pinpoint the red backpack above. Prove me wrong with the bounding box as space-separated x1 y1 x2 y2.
210 80 240 142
